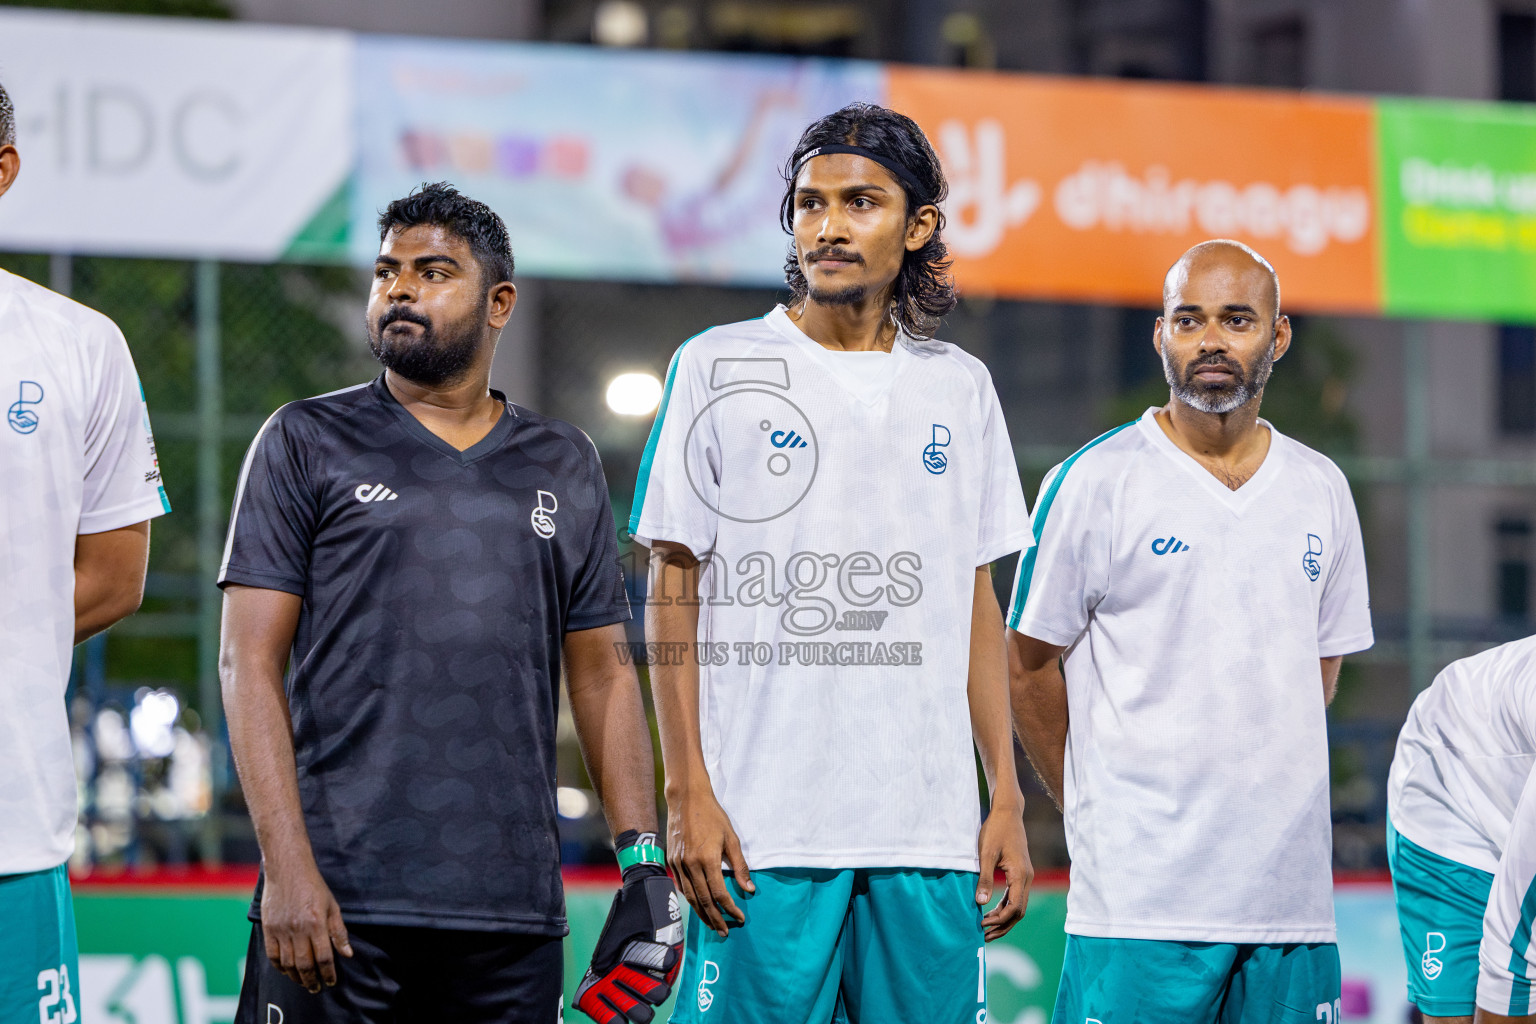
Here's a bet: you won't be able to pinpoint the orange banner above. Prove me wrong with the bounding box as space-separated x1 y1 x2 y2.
888 68 1381 313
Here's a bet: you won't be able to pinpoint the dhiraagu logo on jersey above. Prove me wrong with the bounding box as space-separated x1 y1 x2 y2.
8 379 44 434
685 358 818 524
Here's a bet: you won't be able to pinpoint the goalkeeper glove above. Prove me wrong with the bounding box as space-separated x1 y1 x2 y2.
575 831 684 1024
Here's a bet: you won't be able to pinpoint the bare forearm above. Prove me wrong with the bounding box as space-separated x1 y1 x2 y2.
566 625 660 837
646 546 712 803
968 570 1022 807
1321 656 1342 706
224 663 315 871
1008 632 1070 809
1011 668 1067 807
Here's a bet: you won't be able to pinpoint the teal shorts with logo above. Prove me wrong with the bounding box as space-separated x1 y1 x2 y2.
669 867 986 1024
1386 817 1495 1017
1051 934 1341 1024
0 864 80 1024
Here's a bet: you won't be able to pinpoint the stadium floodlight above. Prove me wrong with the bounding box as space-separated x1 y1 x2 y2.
130 688 181 759
606 372 663 416
593 1 647 46
556 786 591 819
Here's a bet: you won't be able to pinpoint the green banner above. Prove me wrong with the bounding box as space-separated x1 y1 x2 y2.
74 886 1066 1023
1378 97 1536 322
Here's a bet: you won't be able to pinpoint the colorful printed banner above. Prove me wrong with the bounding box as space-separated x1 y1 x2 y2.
6 8 1536 321
351 39 880 284
0 9 353 262
1377 98 1536 321
889 69 1381 313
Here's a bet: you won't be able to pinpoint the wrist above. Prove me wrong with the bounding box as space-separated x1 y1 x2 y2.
615 830 666 874
987 785 1026 815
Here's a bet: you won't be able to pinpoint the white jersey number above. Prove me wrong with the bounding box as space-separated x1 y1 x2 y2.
37 966 77 1024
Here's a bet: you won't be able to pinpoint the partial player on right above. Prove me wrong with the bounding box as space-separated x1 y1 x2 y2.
1388 634 1536 1024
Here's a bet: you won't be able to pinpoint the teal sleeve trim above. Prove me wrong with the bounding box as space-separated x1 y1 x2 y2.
1508 872 1536 1014
628 333 703 536
1006 420 1137 631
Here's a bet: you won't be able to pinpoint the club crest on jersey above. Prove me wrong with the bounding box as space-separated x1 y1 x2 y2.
697 961 720 1012
354 482 398 503
532 489 559 538
924 423 950 474
1422 931 1446 979
1303 533 1323 581
1150 536 1190 555
8 380 43 434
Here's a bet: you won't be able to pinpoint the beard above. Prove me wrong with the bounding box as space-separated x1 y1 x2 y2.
802 246 869 306
1163 335 1276 415
366 301 484 388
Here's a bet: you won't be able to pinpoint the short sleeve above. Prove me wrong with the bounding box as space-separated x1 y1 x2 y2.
566 441 632 632
217 411 317 595
78 324 171 534
1317 474 1374 657
629 341 718 557
974 371 1029 566
1005 461 1111 647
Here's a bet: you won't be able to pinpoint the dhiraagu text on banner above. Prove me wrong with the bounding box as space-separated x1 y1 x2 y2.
1378 97 1536 322
889 67 1380 313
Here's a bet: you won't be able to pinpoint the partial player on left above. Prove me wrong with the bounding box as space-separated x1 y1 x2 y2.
0 78 172 1024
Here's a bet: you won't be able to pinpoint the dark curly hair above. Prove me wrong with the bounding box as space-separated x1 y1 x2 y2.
378 182 514 287
780 102 956 339
0 80 14 148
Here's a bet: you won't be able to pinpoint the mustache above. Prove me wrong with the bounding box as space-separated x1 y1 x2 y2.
377 305 432 333
1184 353 1245 379
805 246 864 265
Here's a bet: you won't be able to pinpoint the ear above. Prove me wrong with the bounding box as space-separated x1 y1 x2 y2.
0 145 20 200
1153 317 1166 359
905 203 939 251
488 281 518 330
1271 314 1292 362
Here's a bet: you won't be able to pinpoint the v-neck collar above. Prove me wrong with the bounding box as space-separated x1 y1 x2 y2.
765 304 908 404
371 375 517 466
1136 407 1287 513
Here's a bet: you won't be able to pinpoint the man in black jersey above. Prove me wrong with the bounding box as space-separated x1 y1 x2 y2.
221 183 680 1024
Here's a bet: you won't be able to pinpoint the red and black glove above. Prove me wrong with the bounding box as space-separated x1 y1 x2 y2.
575 831 684 1024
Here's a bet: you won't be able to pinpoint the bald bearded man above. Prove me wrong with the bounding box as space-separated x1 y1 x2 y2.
1005 240 1374 1023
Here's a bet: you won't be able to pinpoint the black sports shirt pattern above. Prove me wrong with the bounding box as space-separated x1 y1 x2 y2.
219 376 629 934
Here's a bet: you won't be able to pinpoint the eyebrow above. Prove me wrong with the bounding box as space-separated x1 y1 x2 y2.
1172 303 1261 316
374 254 463 270
795 183 891 195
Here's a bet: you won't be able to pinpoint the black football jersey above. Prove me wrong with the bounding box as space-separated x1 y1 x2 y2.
219 375 629 933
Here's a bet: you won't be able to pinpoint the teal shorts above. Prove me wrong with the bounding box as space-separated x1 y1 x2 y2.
1386 818 1495 1017
669 867 986 1024
1052 935 1341 1024
0 864 80 1024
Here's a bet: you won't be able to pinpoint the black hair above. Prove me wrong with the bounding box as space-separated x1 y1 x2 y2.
0 80 14 148
779 102 956 338
377 182 514 287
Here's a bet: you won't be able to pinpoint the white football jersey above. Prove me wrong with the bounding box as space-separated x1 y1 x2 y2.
630 305 1029 870
1008 408 1373 943
1389 635 1536 875
0 268 170 874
